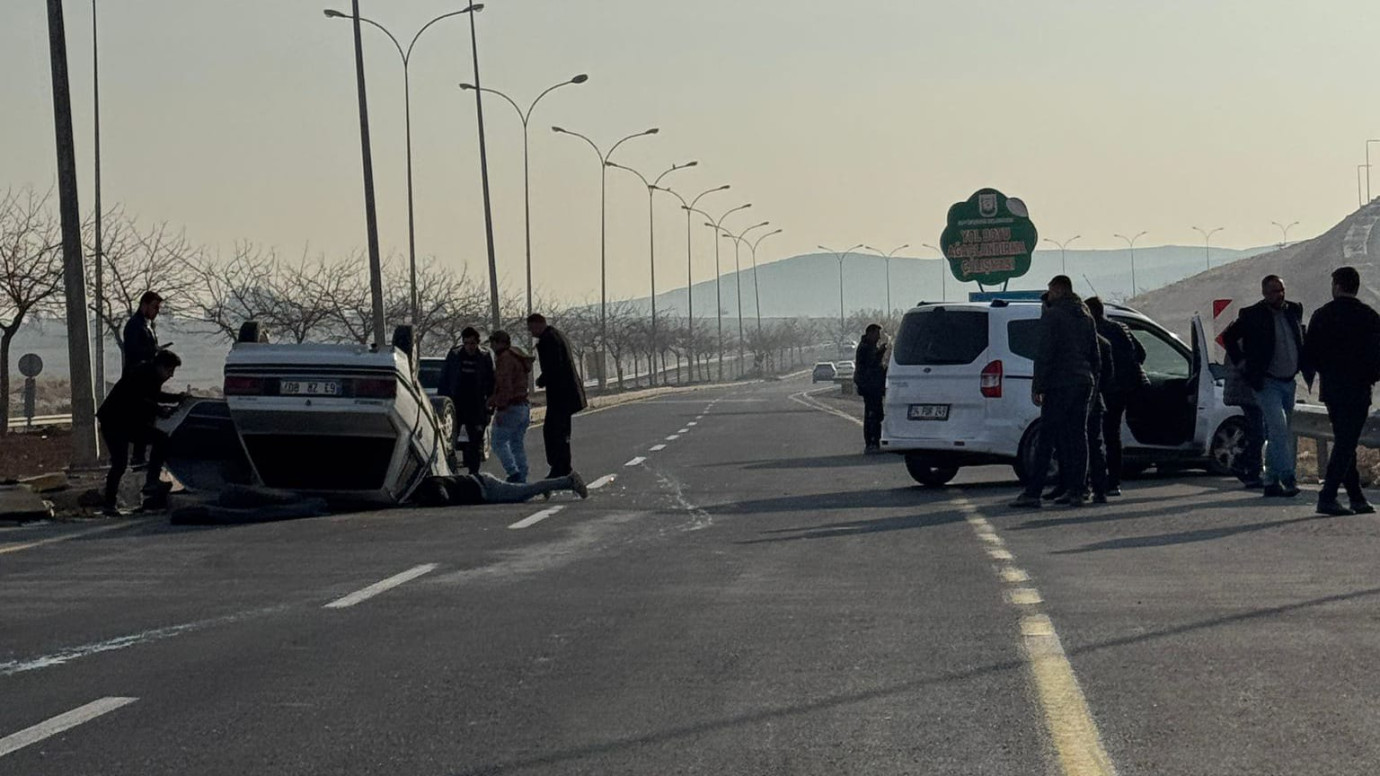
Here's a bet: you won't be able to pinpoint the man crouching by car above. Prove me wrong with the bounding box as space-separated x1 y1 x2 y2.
97 349 187 515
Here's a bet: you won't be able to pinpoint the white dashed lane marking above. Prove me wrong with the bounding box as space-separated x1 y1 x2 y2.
508 505 565 530
324 564 439 608
649 444 667 452
588 474 616 490
665 435 680 441
0 697 139 758
624 457 646 467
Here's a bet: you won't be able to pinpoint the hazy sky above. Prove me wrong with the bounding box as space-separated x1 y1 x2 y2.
4 0 1379 305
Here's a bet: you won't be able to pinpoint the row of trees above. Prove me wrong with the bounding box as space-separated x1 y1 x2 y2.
2 187 882 429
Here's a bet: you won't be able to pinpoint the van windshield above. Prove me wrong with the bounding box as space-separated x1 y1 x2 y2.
893 309 989 366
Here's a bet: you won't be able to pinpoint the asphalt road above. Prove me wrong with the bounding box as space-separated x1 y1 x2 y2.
4 374 1380 774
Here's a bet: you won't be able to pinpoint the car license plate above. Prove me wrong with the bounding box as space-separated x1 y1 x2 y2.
281 380 341 396
908 403 950 421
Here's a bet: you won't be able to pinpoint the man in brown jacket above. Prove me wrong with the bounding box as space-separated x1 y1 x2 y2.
487 330 535 483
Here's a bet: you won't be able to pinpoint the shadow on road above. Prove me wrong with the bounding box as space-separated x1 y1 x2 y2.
1051 513 1331 553
711 487 930 514
737 511 964 544
1006 495 1249 530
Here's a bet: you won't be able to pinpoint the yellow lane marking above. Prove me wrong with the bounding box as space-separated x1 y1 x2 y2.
1008 588 1044 606
1022 614 1119 775
0 519 154 557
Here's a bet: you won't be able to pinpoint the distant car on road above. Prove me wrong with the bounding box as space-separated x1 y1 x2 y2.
834 361 855 380
881 299 1245 487
812 362 838 383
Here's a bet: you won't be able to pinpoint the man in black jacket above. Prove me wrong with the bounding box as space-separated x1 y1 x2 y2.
528 313 588 478
853 323 889 453
122 290 163 467
1222 275 1306 497
1302 266 1380 515
1086 296 1147 495
438 327 495 475
97 349 185 515
1012 276 1101 509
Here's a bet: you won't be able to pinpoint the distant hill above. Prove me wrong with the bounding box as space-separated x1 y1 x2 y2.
1133 201 1380 343
636 245 1275 320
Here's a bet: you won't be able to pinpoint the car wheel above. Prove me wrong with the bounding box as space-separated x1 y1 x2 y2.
1207 416 1248 475
1015 421 1058 487
904 453 959 487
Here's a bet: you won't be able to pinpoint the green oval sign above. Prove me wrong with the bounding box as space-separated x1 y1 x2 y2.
940 188 1039 285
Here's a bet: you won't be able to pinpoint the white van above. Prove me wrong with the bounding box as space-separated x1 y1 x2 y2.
881 300 1246 486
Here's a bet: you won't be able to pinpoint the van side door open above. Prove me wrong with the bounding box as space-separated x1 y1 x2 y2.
1118 317 1198 447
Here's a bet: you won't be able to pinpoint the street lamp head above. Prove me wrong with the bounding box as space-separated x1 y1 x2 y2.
551 126 567 134
682 160 699 168
323 8 347 18
458 83 476 91
465 3 485 12
571 74 590 84
644 128 660 136
715 185 730 191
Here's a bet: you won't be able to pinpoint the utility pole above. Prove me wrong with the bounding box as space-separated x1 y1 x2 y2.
91 0 105 405
45 0 99 468
348 0 386 348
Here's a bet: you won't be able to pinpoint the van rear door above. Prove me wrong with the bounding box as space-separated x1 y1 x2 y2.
884 307 990 442
1189 314 1216 451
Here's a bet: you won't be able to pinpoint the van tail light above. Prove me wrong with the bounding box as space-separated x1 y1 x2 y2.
352 377 397 399
223 376 265 396
980 360 1003 398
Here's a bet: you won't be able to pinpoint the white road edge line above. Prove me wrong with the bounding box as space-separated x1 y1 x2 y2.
649 444 667 452
324 564 439 609
665 434 680 441
0 697 138 759
624 457 646 467
677 428 689 434
687 421 698 426
508 505 565 530
588 474 616 490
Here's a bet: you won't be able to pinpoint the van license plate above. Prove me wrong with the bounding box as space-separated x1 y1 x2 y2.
908 404 950 421
281 380 341 396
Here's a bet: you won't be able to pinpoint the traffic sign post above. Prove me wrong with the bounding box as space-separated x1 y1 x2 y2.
940 188 1040 287
18 354 43 429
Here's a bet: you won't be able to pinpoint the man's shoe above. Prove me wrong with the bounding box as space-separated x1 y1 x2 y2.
1351 500 1376 515
1106 487 1123 497
1042 489 1067 501
1317 499 1354 517
100 506 124 518
1092 493 1109 504
505 473 526 484
1263 484 1286 498
1009 494 1042 509
1066 493 1089 508
1280 484 1302 498
570 471 589 499
1242 479 1265 490
1053 494 1073 505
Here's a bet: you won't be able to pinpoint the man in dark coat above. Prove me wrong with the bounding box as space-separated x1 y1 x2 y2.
97 349 184 515
438 326 495 475
1302 266 1380 516
1222 274 1306 497
853 323 889 454
528 313 588 478
1012 276 1101 509
1086 296 1147 495
122 290 163 466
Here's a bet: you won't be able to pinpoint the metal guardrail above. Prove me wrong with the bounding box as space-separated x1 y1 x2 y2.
6 414 73 430
1291 402 1380 473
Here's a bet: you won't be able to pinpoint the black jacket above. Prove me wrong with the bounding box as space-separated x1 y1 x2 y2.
122 312 158 376
853 339 888 397
1302 296 1380 404
1096 317 1148 397
535 326 588 415
97 361 180 432
438 346 495 425
1222 299 1305 390
1034 294 1101 395
1092 334 1114 410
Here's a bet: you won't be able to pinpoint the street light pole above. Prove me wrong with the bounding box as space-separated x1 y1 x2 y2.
1271 220 1299 249
1191 226 1224 271
657 185 729 382
819 244 863 351
1114 231 1148 297
607 160 696 387
460 74 588 319
325 5 483 327
91 0 105 405
922 242 946 302
1368 140 1380 203
553 126 659 389
864 244 909 314
466 7 502 330
1041 235 1081 276
343 0 386 348
689 204 751 381
748 228 783 334
718 221 769 376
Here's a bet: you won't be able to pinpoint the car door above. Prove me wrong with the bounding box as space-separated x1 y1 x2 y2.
1188 314 1216 452
1116 316 1197 448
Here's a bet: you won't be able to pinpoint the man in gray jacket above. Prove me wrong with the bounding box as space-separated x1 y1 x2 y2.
1011 275 1101 509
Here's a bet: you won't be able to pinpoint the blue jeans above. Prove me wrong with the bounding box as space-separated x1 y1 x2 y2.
491 404 530 482
1253 378 1297 487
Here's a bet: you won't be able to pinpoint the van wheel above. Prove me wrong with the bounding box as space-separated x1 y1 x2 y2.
1207 417 1248 475
1015 421 1058 487
904 454 959 487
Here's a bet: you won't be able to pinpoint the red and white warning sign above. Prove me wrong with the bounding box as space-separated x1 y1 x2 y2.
1212 298 1234 353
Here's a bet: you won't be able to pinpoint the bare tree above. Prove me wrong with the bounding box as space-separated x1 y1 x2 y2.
262 254 339 343
195 241 278 342
88 208 202 359
0 188 63 433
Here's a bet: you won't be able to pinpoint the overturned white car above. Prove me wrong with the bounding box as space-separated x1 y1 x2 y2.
161 323 456 505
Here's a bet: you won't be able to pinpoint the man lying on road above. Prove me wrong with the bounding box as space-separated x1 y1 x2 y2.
411 471 589 508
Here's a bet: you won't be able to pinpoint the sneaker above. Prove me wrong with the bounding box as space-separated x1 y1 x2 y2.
570 471 589 499
1316 499 1354 517
1280 484 1302 498
1351 500 1376 515
1009 494 1042 509
1106 487 1123 497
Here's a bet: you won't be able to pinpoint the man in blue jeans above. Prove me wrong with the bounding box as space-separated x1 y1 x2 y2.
1222 275 1306 497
